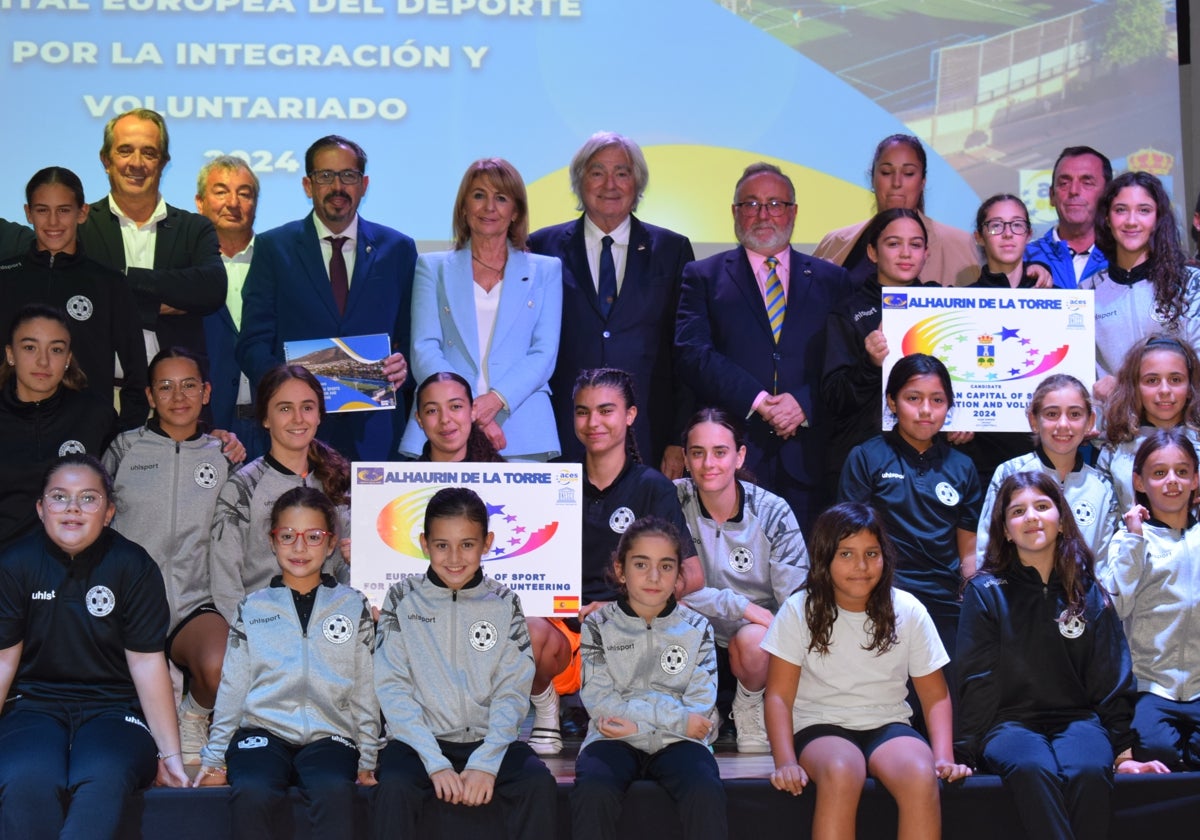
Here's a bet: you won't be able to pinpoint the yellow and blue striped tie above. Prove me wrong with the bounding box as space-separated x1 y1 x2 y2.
764 256 785 343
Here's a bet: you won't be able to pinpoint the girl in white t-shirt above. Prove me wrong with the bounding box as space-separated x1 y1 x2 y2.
762 501 970 839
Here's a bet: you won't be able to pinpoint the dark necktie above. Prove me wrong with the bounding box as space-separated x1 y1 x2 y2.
326 235 349 315
598 235 617 318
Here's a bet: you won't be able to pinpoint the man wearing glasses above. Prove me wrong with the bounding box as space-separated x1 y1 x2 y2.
237 135 417 461
676 162 851 536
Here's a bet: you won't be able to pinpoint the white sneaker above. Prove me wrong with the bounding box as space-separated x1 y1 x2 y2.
731 690 770 754
179 704 210 766
527 686 563 756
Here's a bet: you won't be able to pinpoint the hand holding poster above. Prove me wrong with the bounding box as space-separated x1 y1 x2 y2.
879 288 1095 432
350 462 582 616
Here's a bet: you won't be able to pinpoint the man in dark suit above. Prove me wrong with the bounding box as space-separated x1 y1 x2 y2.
236 135 415 461
676 163 852 534
528 132 694 473
77 109 226 365
196 155 264 458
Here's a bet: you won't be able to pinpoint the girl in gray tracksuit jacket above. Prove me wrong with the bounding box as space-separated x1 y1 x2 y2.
371 487 556 840
572 517 726 840
1099 427 1200 769
196 487 378 840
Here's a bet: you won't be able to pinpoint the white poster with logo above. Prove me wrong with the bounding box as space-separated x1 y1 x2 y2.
880 288 1095 432
350 462 582 616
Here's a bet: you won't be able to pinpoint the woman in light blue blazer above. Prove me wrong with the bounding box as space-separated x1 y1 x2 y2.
400 158 563 460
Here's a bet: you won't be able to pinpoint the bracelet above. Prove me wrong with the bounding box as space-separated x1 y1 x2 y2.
200 767 228 778
157 752 182 761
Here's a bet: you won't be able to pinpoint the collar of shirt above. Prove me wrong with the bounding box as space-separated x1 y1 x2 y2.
583 213 631 294
1052 226 1093 282
312 211 359 286
745 247 790 301
108 193 168 271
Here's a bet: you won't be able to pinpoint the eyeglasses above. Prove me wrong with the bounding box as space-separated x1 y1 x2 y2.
270 528 333 547
984 219 1030 236
733 200 796 217
153 378 203 396
43 491 106 513
309 169 363 186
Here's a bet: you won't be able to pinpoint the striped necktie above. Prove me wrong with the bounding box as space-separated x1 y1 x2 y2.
764 256 785 342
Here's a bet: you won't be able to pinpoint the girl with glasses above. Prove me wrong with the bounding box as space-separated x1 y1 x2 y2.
969 194 1040 289
103 347 235 764
194 486 379 840
0 454 189 839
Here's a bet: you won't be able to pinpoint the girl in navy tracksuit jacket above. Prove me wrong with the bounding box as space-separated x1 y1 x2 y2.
956 471 1169 840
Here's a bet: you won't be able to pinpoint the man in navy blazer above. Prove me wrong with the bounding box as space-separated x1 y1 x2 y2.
77 109 226 367
676 163 852 534
236 135 416 461
196 155 264 458
528 132 694 472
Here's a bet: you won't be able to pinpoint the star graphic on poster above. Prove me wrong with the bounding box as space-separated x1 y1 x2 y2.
492 547 504 556
505 514 518 523
986 372 998 380
1020 338 1032 346
487 504 505 517
509 537 521 546
514 526 526 534
942 344 953 354
1000 327 1020 340
957 334 968 342
1009 368 1021 376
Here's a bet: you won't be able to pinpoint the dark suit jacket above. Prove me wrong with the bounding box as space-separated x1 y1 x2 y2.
77 197 225 361
528 214 694 465
236 214 417 461
203 297 243 430
0 218 34 262
675 246 851 487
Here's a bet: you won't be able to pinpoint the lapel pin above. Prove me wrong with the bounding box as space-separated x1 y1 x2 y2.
803 268 812 275
366 245 372 254
637 244 646 251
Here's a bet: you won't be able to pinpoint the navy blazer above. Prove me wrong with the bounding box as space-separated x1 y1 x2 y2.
77 197 225 361
235 214 417 461
675 246 851 487
203 299 243 431
528 214 694 465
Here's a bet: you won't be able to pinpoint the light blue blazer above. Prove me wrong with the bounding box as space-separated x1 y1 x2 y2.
399 246 563 458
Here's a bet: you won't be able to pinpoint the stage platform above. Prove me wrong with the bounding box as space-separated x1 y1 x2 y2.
119 747 1200 839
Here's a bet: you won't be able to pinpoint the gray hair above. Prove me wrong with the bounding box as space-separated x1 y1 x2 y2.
196 155 260 199
734 162 795 202
568 131 649 212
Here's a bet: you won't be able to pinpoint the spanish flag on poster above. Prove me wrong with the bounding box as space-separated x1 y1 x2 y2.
554 596 580 614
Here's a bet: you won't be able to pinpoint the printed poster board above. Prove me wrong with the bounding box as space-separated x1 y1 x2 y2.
350 462 583 616
880 288 1095 432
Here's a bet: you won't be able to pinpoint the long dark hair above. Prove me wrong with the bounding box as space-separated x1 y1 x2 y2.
681 406 757 485
1 303 88 392
1095 171 1190 328
573 367 641 465
255 364 350 505
870 134 927 213
613 516 685 596
982 472 1095 618
804 502 898 655
415 372 503 463
1131 427 1200 513
1103 334 1200 444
